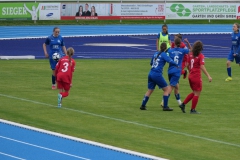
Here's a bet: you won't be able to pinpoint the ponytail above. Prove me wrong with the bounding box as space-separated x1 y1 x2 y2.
155 42 167 60
66 47 75 66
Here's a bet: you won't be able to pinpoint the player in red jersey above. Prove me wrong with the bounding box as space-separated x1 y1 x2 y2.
55 47 76 107
179 41 212 114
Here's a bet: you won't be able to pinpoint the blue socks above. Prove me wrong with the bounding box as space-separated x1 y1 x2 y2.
141 96 149 106
52 75 56 85
163 95 169 108
175 94 180 100
227 67 231 77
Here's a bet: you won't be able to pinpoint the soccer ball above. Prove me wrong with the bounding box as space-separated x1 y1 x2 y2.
52 53 60 61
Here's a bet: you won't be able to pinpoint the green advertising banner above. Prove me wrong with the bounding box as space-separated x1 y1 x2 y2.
0 3 40 20
166 3 238 19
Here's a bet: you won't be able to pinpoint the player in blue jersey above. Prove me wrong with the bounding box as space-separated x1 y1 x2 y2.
225 23 240 81
43 27 67 89
156 24 171 51
140 43 178 111
165 38 189 106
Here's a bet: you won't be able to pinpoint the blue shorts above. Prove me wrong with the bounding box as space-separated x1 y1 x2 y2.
148 73 168 90
168 73 180 87
49 58 58 70
227 51 240 64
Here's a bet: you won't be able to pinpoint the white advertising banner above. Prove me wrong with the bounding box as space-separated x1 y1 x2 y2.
166 3 238 19
39 3 60 20
61 3 165 20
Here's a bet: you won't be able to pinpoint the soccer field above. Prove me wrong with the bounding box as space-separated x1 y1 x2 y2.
0 59 239 160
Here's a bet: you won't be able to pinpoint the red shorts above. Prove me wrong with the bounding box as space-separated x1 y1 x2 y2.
188 77 202 91
57 81 71 91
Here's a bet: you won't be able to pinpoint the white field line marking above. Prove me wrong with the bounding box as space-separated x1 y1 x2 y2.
0 152 26 160
0 136 90 160
1 93 240 149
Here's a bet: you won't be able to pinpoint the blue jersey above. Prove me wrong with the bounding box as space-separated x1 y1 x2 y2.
45 35 65 57
168 48 189 75
231 32 240 54
150 51 178 74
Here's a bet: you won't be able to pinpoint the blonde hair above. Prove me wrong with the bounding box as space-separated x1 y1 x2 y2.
67 47 74 65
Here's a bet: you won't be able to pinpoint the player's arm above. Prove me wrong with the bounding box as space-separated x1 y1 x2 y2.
184 38 192 50
62 46 67 55
43 43 49 58
163 52 178 67
156 39 159 51
200 65 212 82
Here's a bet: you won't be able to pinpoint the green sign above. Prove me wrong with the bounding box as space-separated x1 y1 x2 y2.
169 4 191 17
0 3 40 20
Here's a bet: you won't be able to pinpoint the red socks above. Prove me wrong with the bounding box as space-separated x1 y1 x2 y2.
191 96 199 110
183 93 194 104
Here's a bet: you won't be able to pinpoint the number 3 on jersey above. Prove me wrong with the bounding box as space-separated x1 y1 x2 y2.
61 62 69 72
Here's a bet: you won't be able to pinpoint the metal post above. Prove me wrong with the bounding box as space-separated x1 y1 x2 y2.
120 0 122 23
34 0 37 24
208 1 211 23
164 0 166 23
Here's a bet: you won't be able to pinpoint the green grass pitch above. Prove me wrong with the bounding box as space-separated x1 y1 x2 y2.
0 58 239 160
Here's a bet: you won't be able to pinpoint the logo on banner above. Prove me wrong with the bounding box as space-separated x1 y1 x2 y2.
46 13 53 17
170 4 191 17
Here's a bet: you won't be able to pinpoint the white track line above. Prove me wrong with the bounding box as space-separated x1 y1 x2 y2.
0 119 166 160
0 136 90 160
0 93 240 149
0 152 26 160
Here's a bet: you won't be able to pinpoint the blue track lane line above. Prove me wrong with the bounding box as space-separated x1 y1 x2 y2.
0 24 231 38
0 122 163 160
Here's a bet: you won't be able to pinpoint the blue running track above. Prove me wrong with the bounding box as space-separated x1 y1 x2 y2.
0 24 232 59
0 120 164 160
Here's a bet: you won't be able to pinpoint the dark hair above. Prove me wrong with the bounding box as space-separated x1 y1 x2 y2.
234 23 239 32
85 3 89 6
155 43 167 60
192 41 203 57
174 37 181 47
78 5 83 12
162 24 168 34
53 27 59 32
175 33 182 40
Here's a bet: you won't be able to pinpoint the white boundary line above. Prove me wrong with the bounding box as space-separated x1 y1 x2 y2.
1 93 240 149
0 135 90 160
0 152 26 160
0 119 166 160
0 32 231 40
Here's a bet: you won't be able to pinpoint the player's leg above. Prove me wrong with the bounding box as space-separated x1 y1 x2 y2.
161 74 172 107
179 77 195 113
226 51 234 81
50 58 57 89
57 80 63 107
155 75 173 111
190 90 201 114
174 83 182 105
140 75 155 110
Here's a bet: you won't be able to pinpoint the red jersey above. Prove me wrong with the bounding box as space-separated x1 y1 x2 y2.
171 42 186 48
55 56 76 84
188 52 205 78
